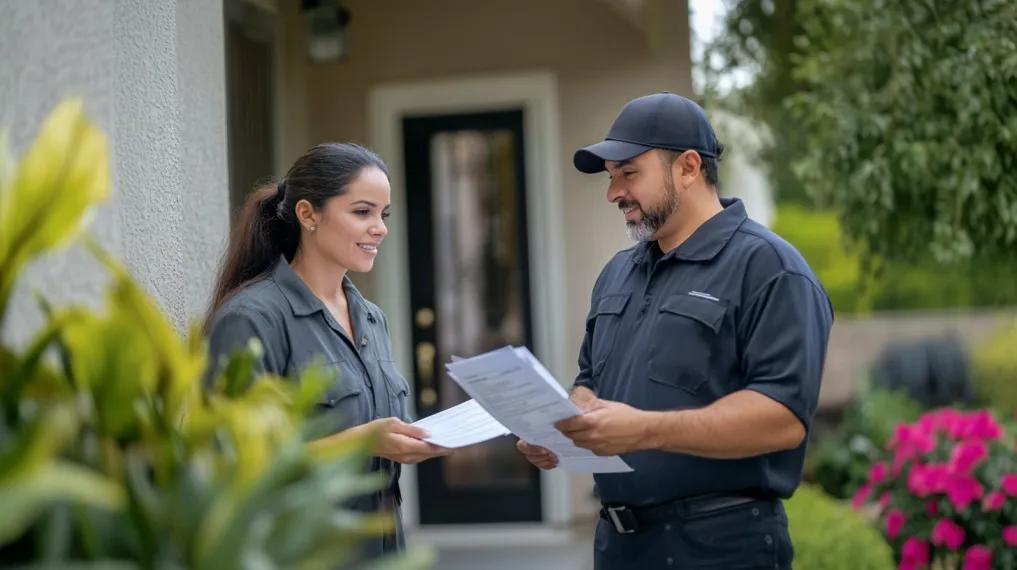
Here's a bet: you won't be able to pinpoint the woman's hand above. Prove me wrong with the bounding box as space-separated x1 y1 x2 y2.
516 440 559 470
364 417 452 464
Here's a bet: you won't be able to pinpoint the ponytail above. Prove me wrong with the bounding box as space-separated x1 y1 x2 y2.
205 183 297 328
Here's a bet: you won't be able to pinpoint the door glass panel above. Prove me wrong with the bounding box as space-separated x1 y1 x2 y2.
430 130 531 487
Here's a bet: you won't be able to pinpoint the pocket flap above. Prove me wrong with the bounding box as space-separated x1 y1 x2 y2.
380 360 410 396
660 295 726 333
593 293 630 316
321 359 362 406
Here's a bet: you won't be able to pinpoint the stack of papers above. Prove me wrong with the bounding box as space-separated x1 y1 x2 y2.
414 398 511 448
412 346 632 474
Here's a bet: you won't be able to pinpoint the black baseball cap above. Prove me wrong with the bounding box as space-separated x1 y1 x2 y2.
573 92 722 174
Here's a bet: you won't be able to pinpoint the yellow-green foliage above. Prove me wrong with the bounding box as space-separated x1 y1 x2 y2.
786 485 894 570
0 100 432 568
771 205 871 313
972 320 1017 417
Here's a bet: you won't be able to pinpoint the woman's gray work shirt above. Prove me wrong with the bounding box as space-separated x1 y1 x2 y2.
206 256 411 555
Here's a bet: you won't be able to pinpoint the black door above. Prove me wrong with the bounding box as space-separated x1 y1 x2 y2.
403 110 542 524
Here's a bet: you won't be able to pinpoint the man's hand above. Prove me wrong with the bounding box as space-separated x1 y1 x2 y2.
555 399 656 456
516 440 559 470
365 417 453 464
570 385 599 411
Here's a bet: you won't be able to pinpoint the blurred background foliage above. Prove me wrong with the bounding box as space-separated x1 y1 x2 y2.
0 100 432 569
772 206 1017 314
785 484 895 569
971 320 1017 420
705 0 1017 264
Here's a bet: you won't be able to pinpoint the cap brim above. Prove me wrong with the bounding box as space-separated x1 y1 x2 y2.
573 140 654 173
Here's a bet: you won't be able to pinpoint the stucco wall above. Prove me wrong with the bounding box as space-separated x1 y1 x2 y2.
1 0 229 346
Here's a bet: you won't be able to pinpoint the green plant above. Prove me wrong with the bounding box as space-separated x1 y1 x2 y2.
771 205 870 313
0 100 433 568
785 484 895 570
972 320 1017 419
808 389 923 499
788 0 1017 264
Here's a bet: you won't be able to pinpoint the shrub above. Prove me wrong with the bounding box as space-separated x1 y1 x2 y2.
786 484 894 570
852 408 1017 569
0 100 432 568
773 205 1017 314
808 389 923 499
972 320 1017 419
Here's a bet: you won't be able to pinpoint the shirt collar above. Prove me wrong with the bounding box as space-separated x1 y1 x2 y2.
271 256 373 321
631 198 747 264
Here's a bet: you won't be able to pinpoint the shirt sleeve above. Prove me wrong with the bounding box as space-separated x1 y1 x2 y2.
573 320 597 393
738 272 833 431
206 308 285 381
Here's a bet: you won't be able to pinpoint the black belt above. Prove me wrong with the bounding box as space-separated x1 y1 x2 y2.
599 493 768 535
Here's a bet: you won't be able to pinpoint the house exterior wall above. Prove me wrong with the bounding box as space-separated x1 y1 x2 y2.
1 0 230 346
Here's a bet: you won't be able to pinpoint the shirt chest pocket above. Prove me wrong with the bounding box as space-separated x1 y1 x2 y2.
379 359 411 422
317 357 366 429
648 295 727 396
587 293 631 377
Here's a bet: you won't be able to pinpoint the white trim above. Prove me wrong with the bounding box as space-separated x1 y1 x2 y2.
368 71 571 529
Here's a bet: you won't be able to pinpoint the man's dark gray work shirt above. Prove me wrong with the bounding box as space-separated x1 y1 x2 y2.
575 198 833 507
206 256 411 556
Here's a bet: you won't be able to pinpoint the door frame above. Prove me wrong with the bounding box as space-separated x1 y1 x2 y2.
368 71 570 528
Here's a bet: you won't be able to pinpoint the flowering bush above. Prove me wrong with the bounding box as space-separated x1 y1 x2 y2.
852 408 1017 569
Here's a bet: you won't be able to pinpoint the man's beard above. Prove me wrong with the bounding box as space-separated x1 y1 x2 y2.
621 180 678 243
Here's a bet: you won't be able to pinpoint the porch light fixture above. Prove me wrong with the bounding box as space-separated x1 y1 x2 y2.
301 0 351 63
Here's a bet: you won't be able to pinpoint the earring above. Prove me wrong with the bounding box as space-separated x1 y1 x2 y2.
309 225 317 233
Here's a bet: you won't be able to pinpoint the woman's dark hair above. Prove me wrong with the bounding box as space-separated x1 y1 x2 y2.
206 143 388 326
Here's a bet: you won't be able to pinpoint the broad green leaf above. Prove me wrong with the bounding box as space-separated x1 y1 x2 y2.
0 99 110 319
0 461 124 544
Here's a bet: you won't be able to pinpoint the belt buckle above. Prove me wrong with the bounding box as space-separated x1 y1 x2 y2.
606 505 638 534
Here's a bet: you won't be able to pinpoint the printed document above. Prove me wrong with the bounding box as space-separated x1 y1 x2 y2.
445 346 633 473
412 399 511 448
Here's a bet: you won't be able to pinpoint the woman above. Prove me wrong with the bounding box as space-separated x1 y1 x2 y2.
205 143 449 558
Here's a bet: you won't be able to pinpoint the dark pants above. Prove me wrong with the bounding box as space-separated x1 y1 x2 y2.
594 498 793 569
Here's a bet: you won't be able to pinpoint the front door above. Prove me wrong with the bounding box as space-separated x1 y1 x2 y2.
402 109 543 524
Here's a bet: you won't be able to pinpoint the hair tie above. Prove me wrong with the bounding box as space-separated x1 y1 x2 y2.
275 181 288 218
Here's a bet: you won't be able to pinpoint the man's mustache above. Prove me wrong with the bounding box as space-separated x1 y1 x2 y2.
618 199 640 211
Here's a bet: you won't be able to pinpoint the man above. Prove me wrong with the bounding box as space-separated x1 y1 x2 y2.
518 93 833 569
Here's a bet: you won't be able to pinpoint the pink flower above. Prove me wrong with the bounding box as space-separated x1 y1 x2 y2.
919 408 961 436
901 537 930 568
949 440 988 474
852 483 872 509
926 499 940 516
946 410 1003 441
908 464 950 497
870 462 889 485
1002 473 1017 496
968 410 1003 441
946 475 984 511
891 424 935 464
885 509 906 540
982 491 1006 511
1003 526 1017 547
931 518 966 550
962 545 992 570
